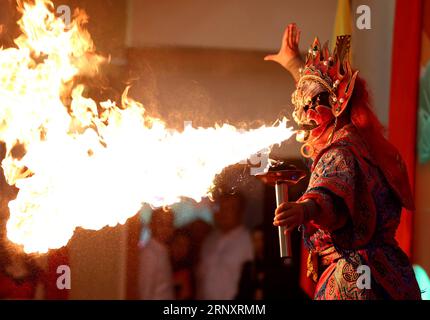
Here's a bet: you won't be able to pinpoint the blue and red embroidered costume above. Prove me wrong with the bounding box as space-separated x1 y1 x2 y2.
299 124 421 299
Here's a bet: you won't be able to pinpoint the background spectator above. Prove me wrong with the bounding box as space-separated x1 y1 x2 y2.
138 208 175 300
196 192 253 299
235 225 266 300
170 229 194 300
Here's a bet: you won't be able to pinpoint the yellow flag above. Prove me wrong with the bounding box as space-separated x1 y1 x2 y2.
332 0 353 59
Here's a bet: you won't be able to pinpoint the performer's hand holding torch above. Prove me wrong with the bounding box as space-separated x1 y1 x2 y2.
273 200 316 234
255 165 308 258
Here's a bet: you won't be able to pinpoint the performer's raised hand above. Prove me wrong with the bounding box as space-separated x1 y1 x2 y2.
264 23 301 69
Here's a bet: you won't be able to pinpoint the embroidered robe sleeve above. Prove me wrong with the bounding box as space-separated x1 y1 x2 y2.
300 146 377 249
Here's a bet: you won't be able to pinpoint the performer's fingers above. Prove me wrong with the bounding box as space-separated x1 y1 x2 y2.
296 30 301 47
273 216 290 225
275 202 291 212
264 54 277 61
276 203 301 218
275 202 293 216
274 218 299 232
284 24 290 48
274 210 293 221
273 219 285 226
282 25 289 46
285 224 297 233
283 217 300 232
291 24 297 47
274 215 296 227
273 211 288 224
274 219 286 227
287 24 293 49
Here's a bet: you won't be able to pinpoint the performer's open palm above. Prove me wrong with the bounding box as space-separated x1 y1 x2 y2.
264 23 301 68
273 202 305 233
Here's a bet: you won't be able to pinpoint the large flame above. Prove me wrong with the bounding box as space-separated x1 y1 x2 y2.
0 0 294 253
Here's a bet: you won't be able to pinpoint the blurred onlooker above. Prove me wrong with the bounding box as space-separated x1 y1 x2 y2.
184 219 212 269
0 244 43 299
235 225 266 300
138 208 175 300
170 229 193 300
196 192 253 300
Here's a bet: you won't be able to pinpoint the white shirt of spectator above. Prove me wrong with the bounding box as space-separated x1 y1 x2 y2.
197 225 254 300
138 237 174 300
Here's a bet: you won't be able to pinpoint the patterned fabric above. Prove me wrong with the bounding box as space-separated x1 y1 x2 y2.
299 124 421 300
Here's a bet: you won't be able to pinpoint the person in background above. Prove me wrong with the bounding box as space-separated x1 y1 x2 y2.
170 229 194 300
196 192 254 300
184 219 212 270
138 208 175 300
235 225 266 300
0 243 43 299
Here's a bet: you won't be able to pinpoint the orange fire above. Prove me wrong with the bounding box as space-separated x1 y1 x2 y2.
0 0 294 253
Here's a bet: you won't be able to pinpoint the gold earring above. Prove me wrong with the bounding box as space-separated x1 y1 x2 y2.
300 143 314 158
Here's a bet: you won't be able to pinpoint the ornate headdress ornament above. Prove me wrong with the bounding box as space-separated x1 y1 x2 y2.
292 35 359 117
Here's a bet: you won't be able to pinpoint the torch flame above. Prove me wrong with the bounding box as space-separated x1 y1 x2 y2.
0 0 295 253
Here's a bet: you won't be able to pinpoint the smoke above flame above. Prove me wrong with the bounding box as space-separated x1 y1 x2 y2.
0 0 294 253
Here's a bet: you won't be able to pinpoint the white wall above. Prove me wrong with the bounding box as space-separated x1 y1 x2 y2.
127 0 337 51
127 0 395 126
69 225 127 299
351 0 396 127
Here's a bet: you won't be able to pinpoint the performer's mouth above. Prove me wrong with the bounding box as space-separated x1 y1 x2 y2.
299 121 318 131
295 120 319 143
293 109 319 131
296 116 319 130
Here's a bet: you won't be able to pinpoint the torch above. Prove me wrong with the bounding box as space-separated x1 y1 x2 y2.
256 163 306 258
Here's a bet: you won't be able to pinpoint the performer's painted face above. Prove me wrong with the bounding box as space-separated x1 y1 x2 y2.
292 79 335 142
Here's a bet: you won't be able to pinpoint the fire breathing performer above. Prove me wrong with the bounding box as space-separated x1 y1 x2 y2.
266 24 421 300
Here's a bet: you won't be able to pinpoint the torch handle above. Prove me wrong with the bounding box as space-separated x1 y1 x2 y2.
275 182 292 258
